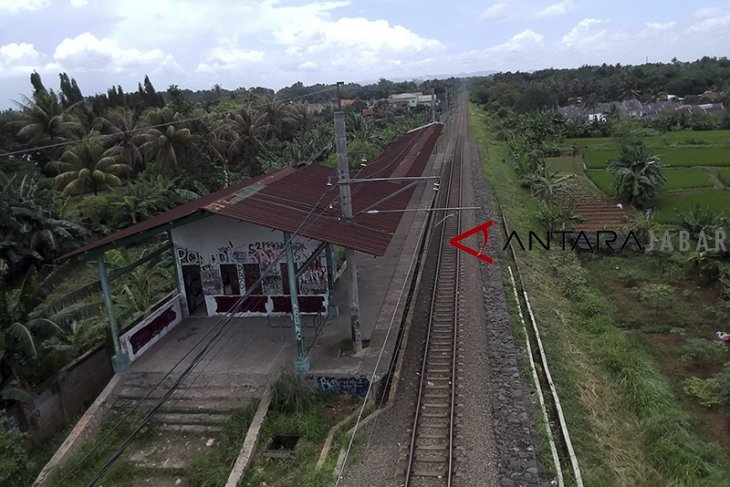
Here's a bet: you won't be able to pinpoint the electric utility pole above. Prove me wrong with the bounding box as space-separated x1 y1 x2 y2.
336 81 344 110
334 111 362 352
431 87 436 123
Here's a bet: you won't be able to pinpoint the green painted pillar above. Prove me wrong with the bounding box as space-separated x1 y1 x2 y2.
97 254 130 372
284 232 309 373
325 244 337 318
168 230 184 297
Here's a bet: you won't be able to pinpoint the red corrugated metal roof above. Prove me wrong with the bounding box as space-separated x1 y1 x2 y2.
64 122 443 259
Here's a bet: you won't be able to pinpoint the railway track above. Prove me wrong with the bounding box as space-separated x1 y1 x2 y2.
404 105 466 486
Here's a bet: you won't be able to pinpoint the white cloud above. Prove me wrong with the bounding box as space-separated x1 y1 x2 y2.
195 47 265 73
70 0 89 7
687 8 730 33
299 61 318 71
0 0 49 13
482 3 509 21
274 16 441 57
536 0 573 18
53 33 180 73
561 18 609 48
0 43 41 78
645 21 676 30
487 29 544 53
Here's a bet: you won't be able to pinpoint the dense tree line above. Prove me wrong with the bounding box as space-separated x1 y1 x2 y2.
471 57 730 113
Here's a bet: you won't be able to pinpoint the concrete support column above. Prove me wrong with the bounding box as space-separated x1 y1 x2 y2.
325 243 337 318
97 254 129 372
284 232 309 373
168 230 189 318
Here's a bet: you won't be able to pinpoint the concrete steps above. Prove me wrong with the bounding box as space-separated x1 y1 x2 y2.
112 371 260 438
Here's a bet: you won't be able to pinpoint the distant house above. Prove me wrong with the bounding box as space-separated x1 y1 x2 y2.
558 98 726 122
388 92 421 107
362 106 374 118
698 91 724 103
306 103 324 115
587 113 607 122
340 99 356 107
387 92 437 109
416 94 438 107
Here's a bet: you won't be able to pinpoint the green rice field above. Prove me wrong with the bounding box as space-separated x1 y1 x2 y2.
654 191 730 223
574 131 730 224
587 168 714 196
581 147 730 169
717 168 730 187
586 170 614 195
569 129 730 150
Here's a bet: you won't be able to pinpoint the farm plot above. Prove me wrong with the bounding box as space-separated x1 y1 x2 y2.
588 168 715 197
581 147 730 169
654 191 730 223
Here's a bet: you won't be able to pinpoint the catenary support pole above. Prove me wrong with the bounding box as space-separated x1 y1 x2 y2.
284 232 309 372
325 243 337 318
334 111 362 352
97 254 130 372
431 87 436 123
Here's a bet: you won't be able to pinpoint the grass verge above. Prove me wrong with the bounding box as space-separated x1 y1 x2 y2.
241 392 363 487
471 103 730 486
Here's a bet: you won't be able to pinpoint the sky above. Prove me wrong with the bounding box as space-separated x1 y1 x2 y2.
1 0 729 108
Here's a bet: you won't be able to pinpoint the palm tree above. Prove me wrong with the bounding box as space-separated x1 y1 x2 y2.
12 91 82 162
95 107 146 171
608 141 666 209
210 106 267 176
258 97 297 140
47 139 132 195
139 125 192 177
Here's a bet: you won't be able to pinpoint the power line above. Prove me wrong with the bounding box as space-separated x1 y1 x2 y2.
81 180 340 486
63 115 435 485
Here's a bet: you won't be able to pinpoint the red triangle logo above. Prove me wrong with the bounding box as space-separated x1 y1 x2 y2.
449 220 494 264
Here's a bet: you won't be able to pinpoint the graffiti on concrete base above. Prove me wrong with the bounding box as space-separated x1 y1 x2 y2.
317 376 370 397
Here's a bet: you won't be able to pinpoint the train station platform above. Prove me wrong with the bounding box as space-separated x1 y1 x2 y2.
126 138 446 393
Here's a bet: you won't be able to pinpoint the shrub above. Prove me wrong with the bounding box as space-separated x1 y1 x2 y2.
616 268 643 287
575 293 609 318
0 423 32 487
679 338 726 367
714 363 730 405
633 284 673 319
270 369 316 414
683 377 722 408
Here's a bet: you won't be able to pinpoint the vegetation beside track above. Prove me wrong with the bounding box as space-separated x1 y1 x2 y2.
470 103 730 486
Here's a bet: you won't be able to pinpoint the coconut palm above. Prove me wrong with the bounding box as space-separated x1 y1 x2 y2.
139 125 192 177
210 106 267 176
95 107 146 171
12 91 82 161
47 139 132 195
608 141 666 209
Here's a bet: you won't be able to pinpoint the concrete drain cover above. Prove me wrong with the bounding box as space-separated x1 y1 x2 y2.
263 434 301 459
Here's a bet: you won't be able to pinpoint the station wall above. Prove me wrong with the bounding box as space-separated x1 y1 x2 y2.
171 215 329 316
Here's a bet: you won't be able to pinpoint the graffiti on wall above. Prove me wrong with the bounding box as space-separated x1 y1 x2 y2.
299 259 328 295
317 376 370 397
201 267 222 295
176 239 328 297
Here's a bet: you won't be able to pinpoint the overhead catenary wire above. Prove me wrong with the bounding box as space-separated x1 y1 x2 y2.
75 181 340 486
79 122 437 485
